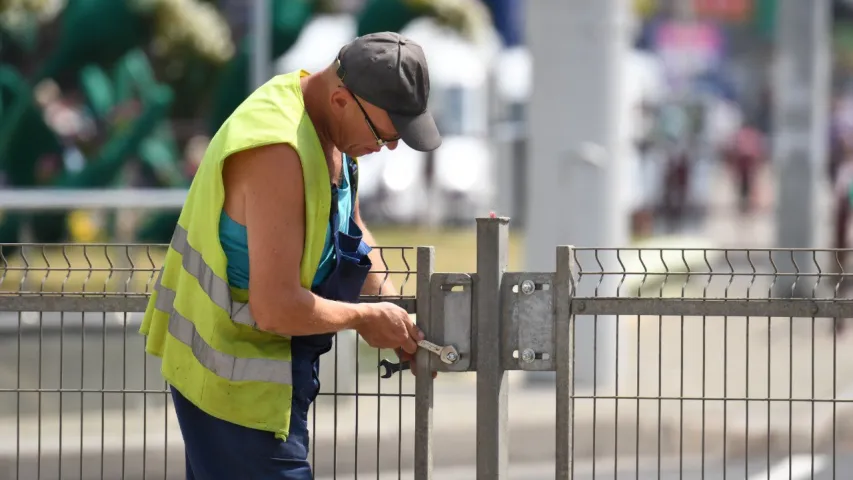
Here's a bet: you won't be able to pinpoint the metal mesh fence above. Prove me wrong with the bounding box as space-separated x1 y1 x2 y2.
6 239 853 479
0 243 418 480
562 247 853 479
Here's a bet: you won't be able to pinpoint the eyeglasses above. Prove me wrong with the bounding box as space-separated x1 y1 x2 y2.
336 59 400 147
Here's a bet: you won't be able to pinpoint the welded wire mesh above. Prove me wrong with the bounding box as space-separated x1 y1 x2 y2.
564 247 853 479
0 243 417 480
570 247 853 299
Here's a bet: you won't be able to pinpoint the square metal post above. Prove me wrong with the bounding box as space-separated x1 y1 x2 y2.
476 216 510 479
525 0 628 389
772 0 831 297
555 246 575 479
250 0 272 90
414 246 435 480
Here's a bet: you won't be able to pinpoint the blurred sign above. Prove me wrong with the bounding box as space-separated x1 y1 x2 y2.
652 21 724 88
751 0 776 37
694 0 753 22
632 0 753 21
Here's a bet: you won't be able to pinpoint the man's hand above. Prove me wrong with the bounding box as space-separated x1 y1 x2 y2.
356 302 423 354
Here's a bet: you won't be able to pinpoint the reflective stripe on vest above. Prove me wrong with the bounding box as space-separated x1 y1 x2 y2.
170 225 259 328
154 281 292 384
152 227 292 385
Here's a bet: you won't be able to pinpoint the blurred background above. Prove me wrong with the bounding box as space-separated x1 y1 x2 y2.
3 1 853 478
0 0 840 263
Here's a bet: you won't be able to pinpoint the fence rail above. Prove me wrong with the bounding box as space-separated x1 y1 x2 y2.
0 189 188 211
3 219 853 479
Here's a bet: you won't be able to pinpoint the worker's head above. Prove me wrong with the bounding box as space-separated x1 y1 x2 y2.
321 32 441 157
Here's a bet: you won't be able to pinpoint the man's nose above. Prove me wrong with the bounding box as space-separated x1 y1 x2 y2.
367 143 382 154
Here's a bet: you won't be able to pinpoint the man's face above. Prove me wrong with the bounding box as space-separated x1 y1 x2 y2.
330 87 400 158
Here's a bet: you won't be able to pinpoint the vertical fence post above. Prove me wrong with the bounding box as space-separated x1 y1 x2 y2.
414 246 435 480
555 246 574 479
249 0 271 90
476 216 510 479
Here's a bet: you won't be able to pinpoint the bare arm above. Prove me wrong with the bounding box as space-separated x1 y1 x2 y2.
240 143 368 336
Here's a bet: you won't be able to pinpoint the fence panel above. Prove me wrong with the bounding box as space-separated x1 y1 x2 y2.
9 223 853 480
561 246 853 479
0 243 420 480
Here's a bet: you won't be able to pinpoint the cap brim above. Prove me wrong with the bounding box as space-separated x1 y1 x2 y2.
388 109 442 152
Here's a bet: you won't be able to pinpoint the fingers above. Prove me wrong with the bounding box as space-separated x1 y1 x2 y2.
397 312 421 355
404 317 425 343
395 348 415 362
400 334 418 355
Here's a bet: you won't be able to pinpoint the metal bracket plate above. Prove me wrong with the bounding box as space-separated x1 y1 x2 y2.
429 273 473 372
501 272 555 371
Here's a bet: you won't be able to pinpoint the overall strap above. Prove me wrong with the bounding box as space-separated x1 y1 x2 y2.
328 154 358 224
346 154 359 205
328 185 339 223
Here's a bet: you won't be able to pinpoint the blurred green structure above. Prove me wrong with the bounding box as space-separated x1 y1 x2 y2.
0 0 491 244
0 0 179 244
208 0 487 132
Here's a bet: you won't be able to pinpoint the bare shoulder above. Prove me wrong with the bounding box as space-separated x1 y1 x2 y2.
225 143 303 187
222 143 305 225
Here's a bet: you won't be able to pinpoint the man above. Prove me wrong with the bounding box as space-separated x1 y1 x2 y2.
140 32 441 479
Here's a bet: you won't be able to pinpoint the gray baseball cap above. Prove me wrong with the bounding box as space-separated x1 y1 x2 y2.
337 32 441 152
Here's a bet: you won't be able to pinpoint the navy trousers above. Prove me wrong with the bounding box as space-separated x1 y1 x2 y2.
171 385 313 480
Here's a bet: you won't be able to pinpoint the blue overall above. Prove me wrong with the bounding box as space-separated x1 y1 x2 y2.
170 155 373 479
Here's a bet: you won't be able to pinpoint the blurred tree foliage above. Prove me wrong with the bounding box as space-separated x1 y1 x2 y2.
0 0 235 117
129 0 235 118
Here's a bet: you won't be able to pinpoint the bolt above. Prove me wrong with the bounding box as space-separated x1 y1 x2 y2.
576 301 586 312
520 348 536 363
520 280 536 295
445 351 459 363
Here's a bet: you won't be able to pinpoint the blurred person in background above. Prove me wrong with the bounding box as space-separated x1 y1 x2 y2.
723 122 765 215
140 32 441 479
657 100 692 230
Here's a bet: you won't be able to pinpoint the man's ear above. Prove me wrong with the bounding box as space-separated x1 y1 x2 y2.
330 87 349 112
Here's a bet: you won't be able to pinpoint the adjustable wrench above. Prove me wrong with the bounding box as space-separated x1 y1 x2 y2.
378 340 459 378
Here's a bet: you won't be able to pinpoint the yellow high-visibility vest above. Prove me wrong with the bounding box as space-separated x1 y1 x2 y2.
140 70 331 440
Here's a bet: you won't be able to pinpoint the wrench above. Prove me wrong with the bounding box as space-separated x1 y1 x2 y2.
379 358 410 378
416 339 459 365
377 340 459 379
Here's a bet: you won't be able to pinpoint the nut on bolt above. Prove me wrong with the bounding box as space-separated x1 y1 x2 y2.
445 351 459 363
520 280 536 295
520 348 536 363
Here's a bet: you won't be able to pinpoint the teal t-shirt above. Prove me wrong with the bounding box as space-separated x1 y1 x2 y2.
219 156 354 289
